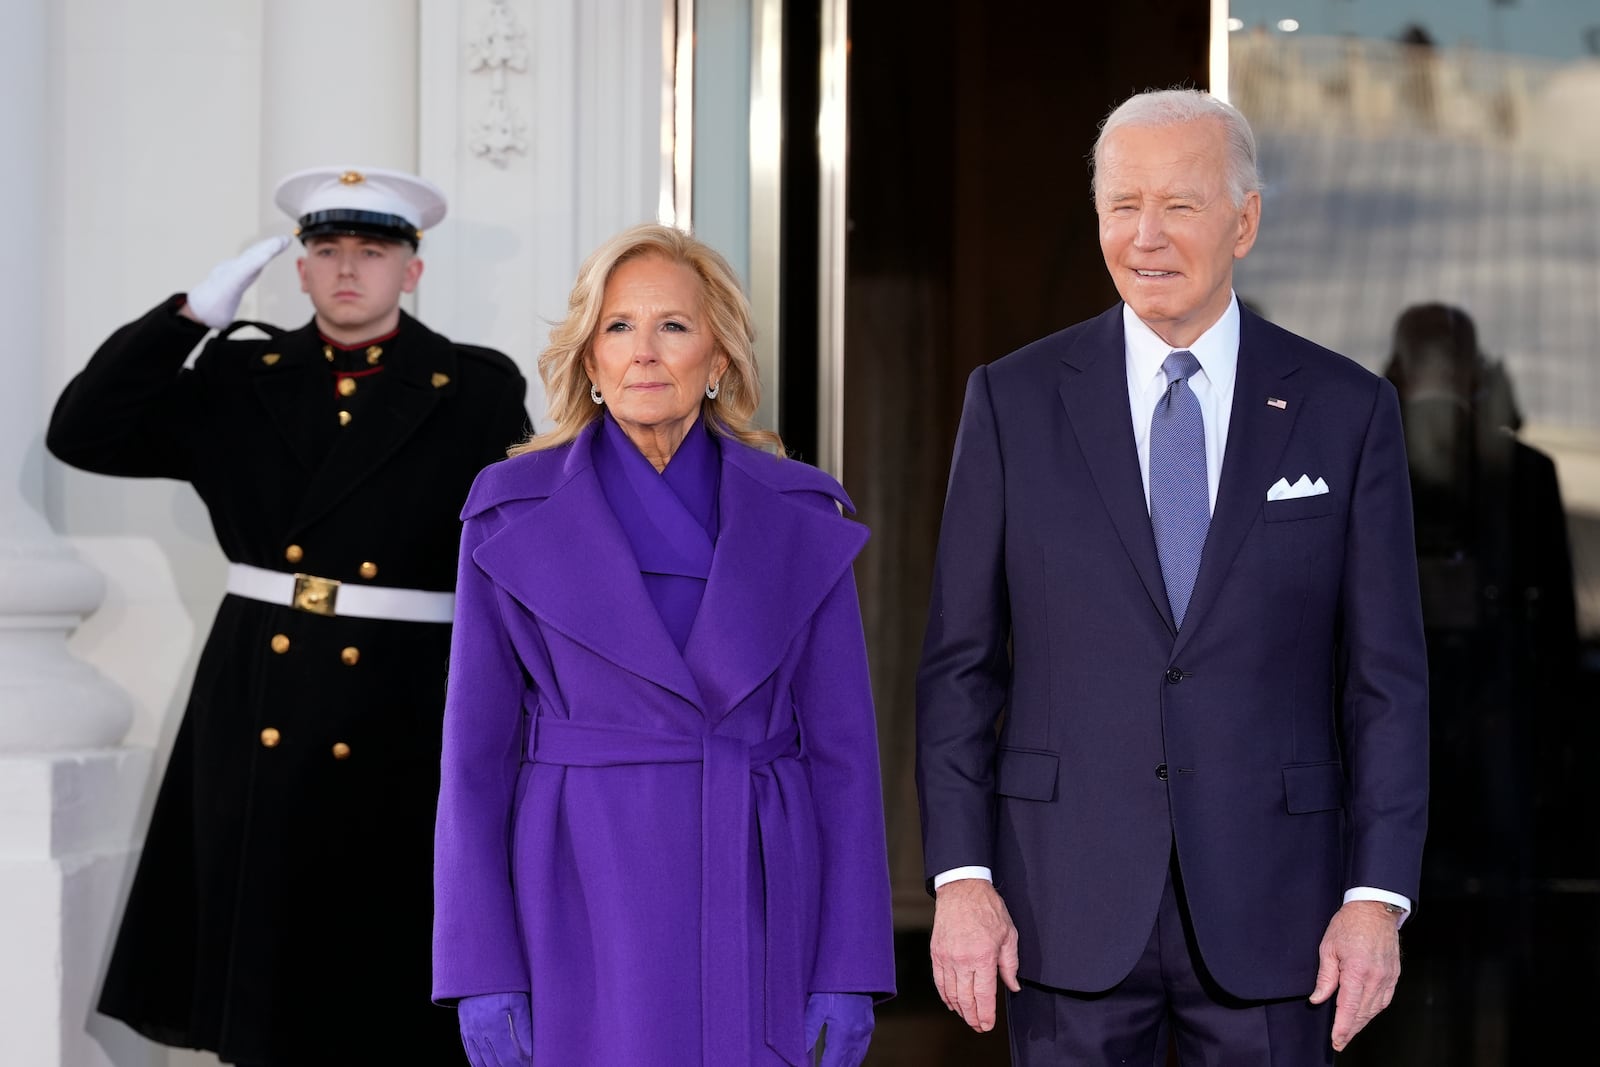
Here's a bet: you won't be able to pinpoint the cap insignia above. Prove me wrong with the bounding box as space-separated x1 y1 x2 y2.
339 171 366 185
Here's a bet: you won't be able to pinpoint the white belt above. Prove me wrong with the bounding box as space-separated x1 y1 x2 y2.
225 563 456 624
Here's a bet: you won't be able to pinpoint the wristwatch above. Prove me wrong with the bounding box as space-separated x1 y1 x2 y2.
1381 902 1404 916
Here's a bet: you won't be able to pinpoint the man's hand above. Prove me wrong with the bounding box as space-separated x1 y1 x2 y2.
1308 900 1402 1052
183 235 293 328
930 878 1021 1033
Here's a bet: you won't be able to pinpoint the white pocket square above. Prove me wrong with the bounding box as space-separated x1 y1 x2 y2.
1267 475 1328 501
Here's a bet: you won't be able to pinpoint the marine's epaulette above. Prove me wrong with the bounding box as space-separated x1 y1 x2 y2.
460 446 573 520
453 343 523 380
722 441 856 516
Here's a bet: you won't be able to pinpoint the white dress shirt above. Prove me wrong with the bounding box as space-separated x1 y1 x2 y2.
934 295 1410 921
1124 299 1237 516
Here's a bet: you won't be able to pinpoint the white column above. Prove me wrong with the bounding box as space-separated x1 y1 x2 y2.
0 2 147 1064
253 0 422 327
0 0 130 755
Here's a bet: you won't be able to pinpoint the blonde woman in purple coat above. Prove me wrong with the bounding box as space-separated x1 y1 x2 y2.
432 224 895 1065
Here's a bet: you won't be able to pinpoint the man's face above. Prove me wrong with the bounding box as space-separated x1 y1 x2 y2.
1096 119 1260 348
296 234 423 342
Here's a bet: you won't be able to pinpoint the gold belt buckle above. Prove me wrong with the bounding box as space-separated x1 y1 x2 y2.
292 573 341 616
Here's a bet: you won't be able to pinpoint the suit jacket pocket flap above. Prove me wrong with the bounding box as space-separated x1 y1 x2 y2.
996 747 1059 802
1283 761 1345 813
1263 494 1335 522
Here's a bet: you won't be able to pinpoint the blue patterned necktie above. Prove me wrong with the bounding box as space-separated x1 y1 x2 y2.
1149 350 1209 629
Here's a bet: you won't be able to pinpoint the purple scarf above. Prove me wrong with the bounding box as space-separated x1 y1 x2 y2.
594 412 720 651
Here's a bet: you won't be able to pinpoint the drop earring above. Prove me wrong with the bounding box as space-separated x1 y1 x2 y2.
590 382 604 405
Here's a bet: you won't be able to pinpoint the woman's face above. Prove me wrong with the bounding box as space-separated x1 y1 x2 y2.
586 255 729 456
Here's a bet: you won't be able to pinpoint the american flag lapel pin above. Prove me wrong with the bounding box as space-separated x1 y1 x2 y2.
1266 397 1288 410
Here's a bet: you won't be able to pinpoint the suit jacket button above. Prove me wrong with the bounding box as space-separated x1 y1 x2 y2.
284 544 304 564
359 561 378 580
340 646 360 666
260 727 282 748
1165 667 1183 684
1156 763 1169 781
331 742 352 760
270 633 290 654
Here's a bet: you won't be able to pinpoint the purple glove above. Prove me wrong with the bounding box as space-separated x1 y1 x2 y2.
457 991 532 1066
804 992 874 1067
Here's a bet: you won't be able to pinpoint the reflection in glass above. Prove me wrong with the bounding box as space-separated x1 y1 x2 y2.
1231 7 1600 1061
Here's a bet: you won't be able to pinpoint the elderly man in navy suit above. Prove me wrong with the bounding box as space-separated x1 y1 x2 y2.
915 88 1428 1064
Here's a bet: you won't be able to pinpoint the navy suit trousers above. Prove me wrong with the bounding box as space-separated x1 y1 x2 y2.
1007 857 1335 1067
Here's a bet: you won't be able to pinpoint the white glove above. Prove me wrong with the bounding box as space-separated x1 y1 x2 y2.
184 235 293 328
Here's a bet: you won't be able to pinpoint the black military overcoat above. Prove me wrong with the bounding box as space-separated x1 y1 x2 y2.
48 297 529 1066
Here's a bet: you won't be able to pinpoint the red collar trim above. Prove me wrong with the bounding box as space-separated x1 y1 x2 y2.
317 325 400 351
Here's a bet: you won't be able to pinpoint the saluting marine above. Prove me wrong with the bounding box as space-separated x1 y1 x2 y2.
48 167 528 1067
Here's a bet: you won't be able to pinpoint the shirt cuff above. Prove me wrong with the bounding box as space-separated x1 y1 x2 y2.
933 866 993 890
1344 886 1412 926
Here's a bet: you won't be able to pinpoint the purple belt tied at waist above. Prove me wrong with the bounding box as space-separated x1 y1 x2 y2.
526 717 807 1065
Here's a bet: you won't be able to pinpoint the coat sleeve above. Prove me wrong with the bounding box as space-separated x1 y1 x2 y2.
432 507 531 1002
914 364 1012 886
1337 379 1430 902
795 564 896 1001
46 296 212 480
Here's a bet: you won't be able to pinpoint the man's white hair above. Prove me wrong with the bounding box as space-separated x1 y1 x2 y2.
1091 88 1261 207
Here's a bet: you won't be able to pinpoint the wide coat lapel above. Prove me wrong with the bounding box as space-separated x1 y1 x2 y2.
470 426 707 710
288 312 454 536
1057 306 1176 634
1171 307 1303 657
682 443 868 725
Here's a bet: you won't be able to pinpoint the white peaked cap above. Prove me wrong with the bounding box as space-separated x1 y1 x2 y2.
273 166 448 245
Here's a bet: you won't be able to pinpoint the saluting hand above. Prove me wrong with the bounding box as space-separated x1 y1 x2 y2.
930 878 1021 1033
182 234 292 328
1309 899 1403 1052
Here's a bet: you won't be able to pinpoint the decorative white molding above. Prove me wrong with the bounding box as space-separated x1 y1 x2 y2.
467 0 530 167
419 0 670 426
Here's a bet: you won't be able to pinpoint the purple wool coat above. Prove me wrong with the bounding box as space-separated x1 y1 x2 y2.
432 420 895 1065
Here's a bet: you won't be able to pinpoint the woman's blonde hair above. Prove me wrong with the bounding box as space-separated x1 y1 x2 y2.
510 223 783 457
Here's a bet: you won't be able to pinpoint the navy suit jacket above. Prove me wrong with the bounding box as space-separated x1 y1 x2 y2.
916 303 1428 1000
